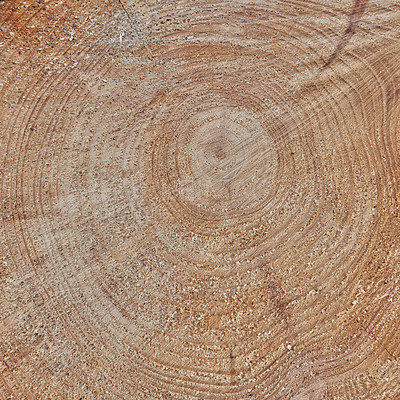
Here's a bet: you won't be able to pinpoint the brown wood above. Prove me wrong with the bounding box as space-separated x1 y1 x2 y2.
1 1 400 398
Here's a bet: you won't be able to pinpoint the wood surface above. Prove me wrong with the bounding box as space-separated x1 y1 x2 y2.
1 0 400 399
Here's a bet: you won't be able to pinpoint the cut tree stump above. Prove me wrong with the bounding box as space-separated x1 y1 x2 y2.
1 1 400 399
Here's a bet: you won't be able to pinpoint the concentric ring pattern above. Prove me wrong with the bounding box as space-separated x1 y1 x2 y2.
1 1 400 399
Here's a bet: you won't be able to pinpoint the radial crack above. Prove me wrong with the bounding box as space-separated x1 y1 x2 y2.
323 0 369 69
116 0 154 57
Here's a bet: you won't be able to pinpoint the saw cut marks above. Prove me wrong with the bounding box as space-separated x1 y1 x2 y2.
1 1 400 399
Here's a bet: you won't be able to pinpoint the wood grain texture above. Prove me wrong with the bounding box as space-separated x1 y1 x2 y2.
1 0 400 399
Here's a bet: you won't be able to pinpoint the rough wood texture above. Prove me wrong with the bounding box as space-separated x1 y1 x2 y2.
1 1 400 399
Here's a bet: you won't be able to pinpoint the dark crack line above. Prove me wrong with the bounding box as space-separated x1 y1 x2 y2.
360 322 398 363
116 0 154 58
323 0 369 69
